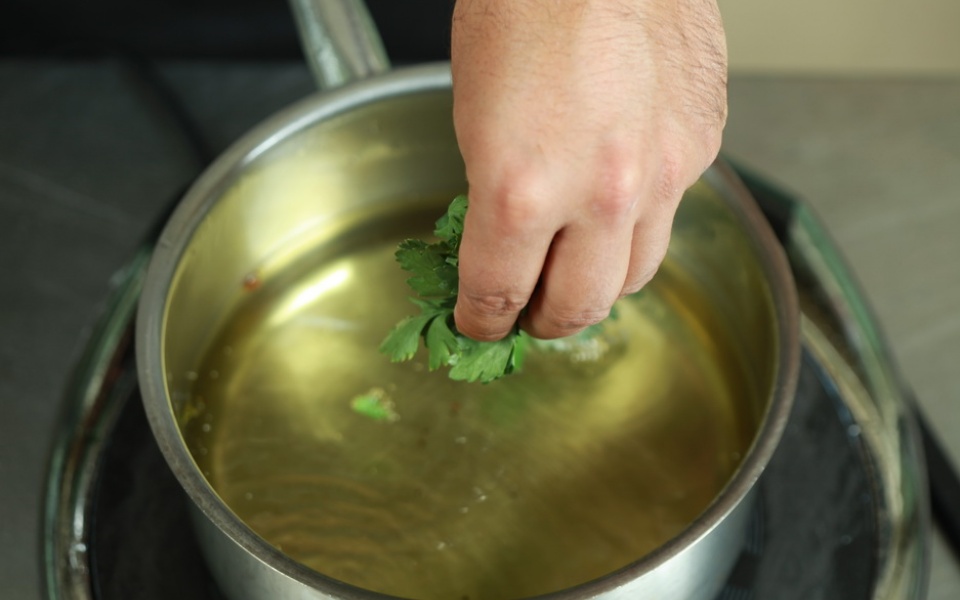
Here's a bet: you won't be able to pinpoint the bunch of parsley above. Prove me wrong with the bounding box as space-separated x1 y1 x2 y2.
379 195 531 383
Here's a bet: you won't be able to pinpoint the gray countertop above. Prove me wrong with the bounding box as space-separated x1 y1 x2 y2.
722 77 960 600
1 60 957 599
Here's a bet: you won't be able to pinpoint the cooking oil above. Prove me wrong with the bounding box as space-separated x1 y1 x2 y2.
181 215 755 600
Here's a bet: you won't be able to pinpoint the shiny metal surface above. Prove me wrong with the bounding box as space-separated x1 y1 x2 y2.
288 0 389 88
783 200 930 599
173 181 765 597
135 61 800 598
137 1 798 597
43 250 149 600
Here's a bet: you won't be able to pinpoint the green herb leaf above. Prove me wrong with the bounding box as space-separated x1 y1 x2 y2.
425 315 460 370
350 389 399 422
508 330 531 373
395 239 459 298
380 194 616 383
448 334 518 383
433 194 468 247
379 313 435 362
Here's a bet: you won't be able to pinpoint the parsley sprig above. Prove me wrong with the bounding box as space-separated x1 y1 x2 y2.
379 195 530 383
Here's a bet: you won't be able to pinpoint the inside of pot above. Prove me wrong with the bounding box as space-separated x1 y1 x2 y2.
160 90 778 599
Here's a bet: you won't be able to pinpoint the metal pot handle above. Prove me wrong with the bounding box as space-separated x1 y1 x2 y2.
288 0 391 89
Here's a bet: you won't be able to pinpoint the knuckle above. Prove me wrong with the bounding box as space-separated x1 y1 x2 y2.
460 291 530 318
485 172 554 234
456 323 510 343
537 305 611 338
660 151 686 189
591 150 643 221
687 106 724 171
456 291 530 341
654 150 688 206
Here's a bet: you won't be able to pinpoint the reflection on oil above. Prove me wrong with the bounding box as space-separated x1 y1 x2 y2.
181 218 755 600
267 266 352 326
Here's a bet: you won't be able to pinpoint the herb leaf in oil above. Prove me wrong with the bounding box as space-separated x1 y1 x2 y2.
380 194 614 383
379 194 527 383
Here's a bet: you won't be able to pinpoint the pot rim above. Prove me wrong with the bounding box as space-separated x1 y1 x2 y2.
136 61 800 600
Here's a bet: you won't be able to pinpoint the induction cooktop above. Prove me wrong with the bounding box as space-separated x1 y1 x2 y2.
41 172 930 600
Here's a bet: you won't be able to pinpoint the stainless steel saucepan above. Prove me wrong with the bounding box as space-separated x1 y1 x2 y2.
136 1 800 598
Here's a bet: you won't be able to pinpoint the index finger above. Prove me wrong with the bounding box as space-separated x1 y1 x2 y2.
453 193 557 341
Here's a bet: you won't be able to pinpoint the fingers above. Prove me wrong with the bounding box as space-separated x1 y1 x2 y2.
620 190 681 297
521 220 633 339
453 186 558 341
447 0 726 342
519 182 679 339
620 219 672 297
454 172 685 341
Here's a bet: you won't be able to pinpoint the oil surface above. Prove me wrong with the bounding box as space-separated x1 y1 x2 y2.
182 216 753 600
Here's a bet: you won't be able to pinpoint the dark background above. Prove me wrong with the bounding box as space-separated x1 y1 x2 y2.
1 0 454 62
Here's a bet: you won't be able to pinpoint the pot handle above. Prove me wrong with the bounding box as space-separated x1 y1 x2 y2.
288 0 391 90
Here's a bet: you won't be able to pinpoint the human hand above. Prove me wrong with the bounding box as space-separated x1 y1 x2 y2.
450 0 727 340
